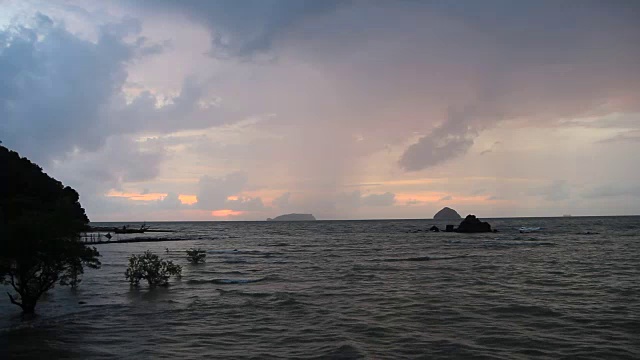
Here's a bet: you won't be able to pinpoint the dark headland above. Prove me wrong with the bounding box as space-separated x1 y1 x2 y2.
433 207 462 220
267 213 316 221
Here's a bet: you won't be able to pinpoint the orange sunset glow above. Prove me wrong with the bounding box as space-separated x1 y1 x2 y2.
211 209 245 217
178 194 198 205
106 191 166 201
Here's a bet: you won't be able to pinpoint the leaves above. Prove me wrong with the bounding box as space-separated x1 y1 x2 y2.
125 251 182 287
186 248 207 264
0 145 101 313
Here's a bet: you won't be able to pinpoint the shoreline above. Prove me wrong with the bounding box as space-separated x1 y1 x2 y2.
84 237 195 245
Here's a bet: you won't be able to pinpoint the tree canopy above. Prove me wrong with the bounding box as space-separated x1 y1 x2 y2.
125 251 182 287
0 145 100 313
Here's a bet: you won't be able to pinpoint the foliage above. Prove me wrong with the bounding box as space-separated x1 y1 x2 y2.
125 251 182 287
186 248 207 264
0 145 101 314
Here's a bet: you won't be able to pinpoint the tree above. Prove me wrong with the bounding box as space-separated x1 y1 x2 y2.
125 251 182 287
0 145 101 314
186 248 206 264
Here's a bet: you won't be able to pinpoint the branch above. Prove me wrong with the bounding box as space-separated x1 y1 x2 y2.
9 271 16 289
7 292 22 307
8 271 20 295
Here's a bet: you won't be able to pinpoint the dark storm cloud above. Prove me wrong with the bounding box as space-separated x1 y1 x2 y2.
52 135 165 193
385 0 640 170
0 13 231 165
1 14 135 164
131 0 349 57
399 109 479 171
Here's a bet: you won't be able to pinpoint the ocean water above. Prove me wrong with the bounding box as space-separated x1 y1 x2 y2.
1 217 639 359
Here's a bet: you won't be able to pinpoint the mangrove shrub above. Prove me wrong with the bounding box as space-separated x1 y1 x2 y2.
125 251 182 287
186 248 206 264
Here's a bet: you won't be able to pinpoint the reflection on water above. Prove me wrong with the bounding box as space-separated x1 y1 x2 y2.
2 217 640 359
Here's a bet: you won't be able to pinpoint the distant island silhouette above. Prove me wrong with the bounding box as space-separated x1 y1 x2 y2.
267 213 316 221
433 207 462 220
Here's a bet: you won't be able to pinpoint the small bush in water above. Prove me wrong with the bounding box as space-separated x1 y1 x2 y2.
186 248 207 264
125 251 182 287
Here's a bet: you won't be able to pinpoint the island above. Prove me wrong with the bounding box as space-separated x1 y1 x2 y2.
267 213 316 221
433 207 462 220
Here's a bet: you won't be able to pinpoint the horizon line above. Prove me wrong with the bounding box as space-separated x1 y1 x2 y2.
89 214 640 223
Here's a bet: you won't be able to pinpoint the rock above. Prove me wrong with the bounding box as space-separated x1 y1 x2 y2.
456 215 492 233
433 207 462 220
429 225 440 232
445 224 456 232
267 213 316 221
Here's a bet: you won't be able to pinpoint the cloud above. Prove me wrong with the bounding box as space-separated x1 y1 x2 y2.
272 192 291 209
195 171 248 210
0 13 235 166
597 130 640 144
583 184 640 198
50 135 165 193
157 192 182 209
439 195 453 201
399 112 478 171
4 1 640 220
338 191 396 208
131 0 349 57
528 180 571 201
193 171 266 212
480 141 502 155
225 196 265 211
361 192 396 207
1 14 134 164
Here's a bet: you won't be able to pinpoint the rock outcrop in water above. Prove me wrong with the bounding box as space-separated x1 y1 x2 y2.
456 215 492 233
267 213 316 221
433 207 462 220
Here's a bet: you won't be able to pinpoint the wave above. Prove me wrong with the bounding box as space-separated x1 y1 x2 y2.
187 277 269 285
310 344 367 359
221 258 248 264
215 289 272 298
351 264 405 272
211 278 267 284
207 249 242 254
375 254 470 262
207 249 282 257
482 240 556 247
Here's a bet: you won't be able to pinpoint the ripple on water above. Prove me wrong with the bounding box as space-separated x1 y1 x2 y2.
2 218 639 358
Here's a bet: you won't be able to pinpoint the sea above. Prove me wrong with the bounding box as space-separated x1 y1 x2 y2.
1 216 639 359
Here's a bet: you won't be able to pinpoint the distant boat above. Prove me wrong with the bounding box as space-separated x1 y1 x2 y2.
519 227 541 233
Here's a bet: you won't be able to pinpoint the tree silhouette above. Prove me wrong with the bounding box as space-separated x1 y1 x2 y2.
0 145 100 314
125 251 182 287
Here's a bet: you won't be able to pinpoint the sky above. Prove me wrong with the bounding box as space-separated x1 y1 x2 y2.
1 0 639 221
